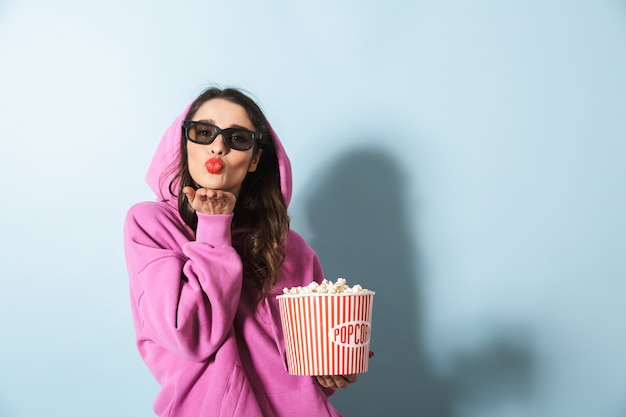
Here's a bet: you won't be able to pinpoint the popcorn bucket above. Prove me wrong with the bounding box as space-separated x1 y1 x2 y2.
276 292 374 376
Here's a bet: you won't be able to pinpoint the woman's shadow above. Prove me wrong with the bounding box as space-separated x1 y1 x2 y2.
302 146 455 416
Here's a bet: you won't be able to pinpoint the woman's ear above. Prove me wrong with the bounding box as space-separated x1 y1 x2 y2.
248 148 263 172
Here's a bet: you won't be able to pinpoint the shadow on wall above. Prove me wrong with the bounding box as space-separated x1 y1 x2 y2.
447 324 536 415
303 147 455 416
302 146 538 416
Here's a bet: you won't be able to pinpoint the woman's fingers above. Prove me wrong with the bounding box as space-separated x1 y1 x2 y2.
314 351 374 388
183 188 236 214
315 374 358 389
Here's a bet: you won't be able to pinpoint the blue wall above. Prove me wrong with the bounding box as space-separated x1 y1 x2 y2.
1 1 625 416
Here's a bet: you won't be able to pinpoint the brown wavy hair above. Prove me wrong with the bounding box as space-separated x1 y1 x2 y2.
168 87 290 302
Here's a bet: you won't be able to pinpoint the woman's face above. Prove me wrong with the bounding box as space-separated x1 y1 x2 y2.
186 98 262 197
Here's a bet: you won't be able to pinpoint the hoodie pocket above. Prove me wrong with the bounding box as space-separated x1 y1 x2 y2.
218 364 247 417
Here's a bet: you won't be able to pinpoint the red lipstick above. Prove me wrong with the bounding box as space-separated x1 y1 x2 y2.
205 158 224 174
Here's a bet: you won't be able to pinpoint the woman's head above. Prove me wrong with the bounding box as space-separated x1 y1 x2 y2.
169 86 289 301
184 98 263 198
171 87 282 228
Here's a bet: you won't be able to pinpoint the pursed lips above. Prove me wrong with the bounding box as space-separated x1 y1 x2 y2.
205 158 224 174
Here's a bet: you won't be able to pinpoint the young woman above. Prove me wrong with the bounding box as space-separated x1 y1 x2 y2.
123 87 363 417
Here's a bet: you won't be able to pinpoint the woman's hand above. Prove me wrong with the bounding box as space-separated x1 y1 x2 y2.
315 374 359 389
315 351 375 389
182 186 236 215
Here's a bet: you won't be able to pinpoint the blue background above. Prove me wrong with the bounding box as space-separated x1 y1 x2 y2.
1 1 625 416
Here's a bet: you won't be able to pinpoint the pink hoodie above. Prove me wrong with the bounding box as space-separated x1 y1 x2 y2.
123 102 342 416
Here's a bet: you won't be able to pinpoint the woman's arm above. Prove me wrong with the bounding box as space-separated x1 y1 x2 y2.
124 202 243 362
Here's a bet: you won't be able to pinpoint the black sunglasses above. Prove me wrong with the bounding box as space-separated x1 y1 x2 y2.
181 120 262 151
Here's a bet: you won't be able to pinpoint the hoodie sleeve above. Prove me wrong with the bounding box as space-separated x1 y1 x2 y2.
124 202 242 362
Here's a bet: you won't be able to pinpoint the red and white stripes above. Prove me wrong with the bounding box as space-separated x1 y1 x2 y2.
277 293 374 376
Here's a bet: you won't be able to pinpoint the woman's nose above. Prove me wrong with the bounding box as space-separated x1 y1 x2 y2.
208 135 228 154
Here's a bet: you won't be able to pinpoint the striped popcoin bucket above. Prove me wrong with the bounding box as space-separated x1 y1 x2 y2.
276 292 374 376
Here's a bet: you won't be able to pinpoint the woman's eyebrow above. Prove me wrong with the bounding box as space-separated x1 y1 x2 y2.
229 124 253 130
195 119 252 130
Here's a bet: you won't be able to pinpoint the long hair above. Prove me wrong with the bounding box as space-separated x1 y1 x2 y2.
168 87 290 302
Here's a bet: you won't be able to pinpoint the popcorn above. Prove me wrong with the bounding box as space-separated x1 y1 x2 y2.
282 277 371 295
277 277 375 375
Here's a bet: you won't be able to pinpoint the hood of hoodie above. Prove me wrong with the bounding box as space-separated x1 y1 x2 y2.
145 101 292 207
